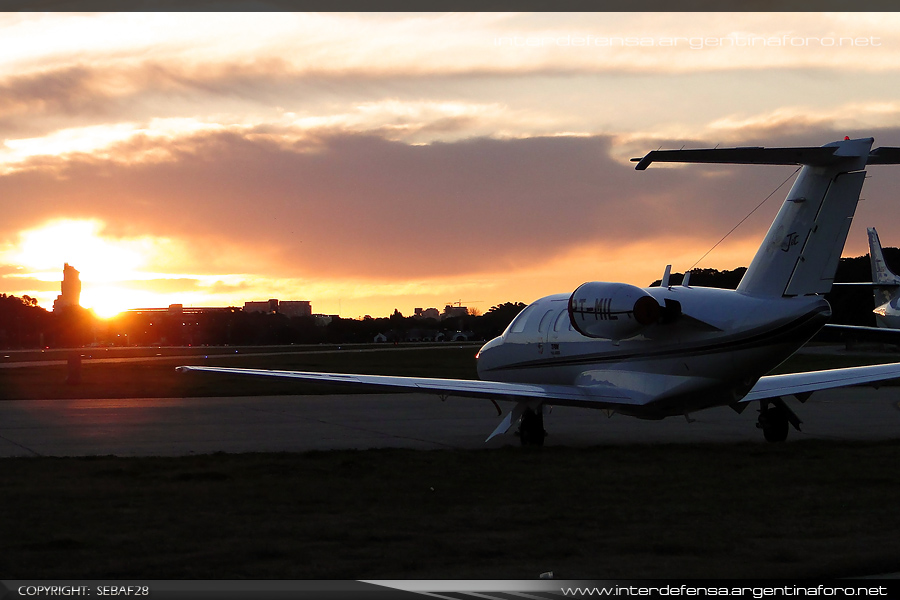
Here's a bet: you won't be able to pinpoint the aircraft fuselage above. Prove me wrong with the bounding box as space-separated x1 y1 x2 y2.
476 286 830 418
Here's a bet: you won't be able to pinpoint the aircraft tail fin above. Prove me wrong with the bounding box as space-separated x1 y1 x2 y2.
867 227 900 286
633 137 899 297
734 138 873 297
867 226 900 308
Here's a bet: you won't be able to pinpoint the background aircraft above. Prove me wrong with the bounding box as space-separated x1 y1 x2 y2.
180 137 900 445
823 227 900 338
864 227 900 328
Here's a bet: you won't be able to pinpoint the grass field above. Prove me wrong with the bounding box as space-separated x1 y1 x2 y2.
2 441 900 579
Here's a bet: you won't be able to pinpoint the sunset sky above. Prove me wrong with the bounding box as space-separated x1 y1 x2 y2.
3 12 900 318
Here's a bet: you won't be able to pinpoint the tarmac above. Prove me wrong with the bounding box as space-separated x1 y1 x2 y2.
1 387 899 457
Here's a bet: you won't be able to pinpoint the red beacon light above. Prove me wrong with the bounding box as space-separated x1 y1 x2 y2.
845 136 850 140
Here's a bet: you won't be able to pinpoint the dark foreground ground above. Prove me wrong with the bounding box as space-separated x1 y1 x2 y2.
3 441 900 580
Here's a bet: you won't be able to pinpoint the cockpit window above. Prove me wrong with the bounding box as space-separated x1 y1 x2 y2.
506 303 537 335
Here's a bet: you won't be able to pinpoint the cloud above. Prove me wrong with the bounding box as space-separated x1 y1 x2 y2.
8 125 897 282
7 13 900 145
5 11 900 316
4 124 900 316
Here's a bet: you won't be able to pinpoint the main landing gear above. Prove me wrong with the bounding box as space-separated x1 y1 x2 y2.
756 398 802 442
517 406 547 446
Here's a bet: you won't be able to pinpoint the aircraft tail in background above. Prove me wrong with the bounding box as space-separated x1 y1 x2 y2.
867 227 900 287
865 227 900 324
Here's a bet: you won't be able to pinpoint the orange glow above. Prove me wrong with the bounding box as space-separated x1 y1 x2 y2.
2 14 898 321
0 219 176 316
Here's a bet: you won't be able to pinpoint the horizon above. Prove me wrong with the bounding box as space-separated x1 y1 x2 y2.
3 13 900 318
28 249 894 322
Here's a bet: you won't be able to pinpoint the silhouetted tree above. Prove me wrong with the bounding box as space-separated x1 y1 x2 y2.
0 294 52 348
473 302 527 339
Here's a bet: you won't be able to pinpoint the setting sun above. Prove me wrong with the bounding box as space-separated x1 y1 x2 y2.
81 287 179 319
0 219 168 316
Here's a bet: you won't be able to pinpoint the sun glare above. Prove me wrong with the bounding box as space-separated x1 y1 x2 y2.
1 219 169 315
7 219 145 279
81 286 188 319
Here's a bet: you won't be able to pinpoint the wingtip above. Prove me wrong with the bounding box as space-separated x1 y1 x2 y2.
633 155 653 170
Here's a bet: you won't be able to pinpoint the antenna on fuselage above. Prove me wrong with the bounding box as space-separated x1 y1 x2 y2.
661 264 672 288
682 270 692 287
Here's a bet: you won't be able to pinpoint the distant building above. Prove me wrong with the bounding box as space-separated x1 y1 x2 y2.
53 263 82 312
414 307 440 320
279 301 312 318
244 299 279 314
243 299 312 317
441 304 468 319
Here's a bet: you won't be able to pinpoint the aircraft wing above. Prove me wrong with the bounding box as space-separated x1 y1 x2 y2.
741 361 900 402
823 323 891 333
175 365 648 407
820 323 900 343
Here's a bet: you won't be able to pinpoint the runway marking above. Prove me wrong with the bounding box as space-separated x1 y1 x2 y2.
0 432 42 456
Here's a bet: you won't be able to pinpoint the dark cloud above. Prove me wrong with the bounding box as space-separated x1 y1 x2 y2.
0 59 399 138
0 60 300 139
0 66 111 137
3 126 900 283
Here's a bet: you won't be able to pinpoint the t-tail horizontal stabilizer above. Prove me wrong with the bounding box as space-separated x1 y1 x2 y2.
631 142 900 170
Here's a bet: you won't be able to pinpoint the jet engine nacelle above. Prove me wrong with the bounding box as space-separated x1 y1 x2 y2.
568 282 661 340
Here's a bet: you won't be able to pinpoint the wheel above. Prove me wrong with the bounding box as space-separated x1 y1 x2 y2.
759 405 789 443
518 408 546 447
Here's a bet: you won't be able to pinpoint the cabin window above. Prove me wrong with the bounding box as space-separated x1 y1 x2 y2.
554 310 570 332
538 310 554 333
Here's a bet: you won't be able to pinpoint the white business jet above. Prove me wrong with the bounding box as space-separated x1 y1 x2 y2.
179 137 900 445
864 227 900 328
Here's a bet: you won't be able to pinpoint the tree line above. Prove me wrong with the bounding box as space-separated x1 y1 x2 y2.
0 298 529 350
